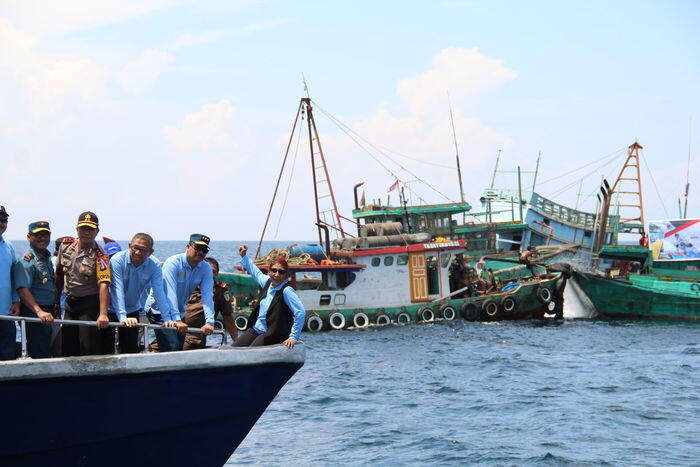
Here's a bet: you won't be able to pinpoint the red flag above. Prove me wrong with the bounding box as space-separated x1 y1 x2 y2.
388 180 399 192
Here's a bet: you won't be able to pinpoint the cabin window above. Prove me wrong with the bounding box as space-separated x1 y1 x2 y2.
334 294 346 305
337 272 356 289
584 230 592 238
319 295 331 306
371 257 380 267
397 255 408 265
384 256 394 266
441 253 451 268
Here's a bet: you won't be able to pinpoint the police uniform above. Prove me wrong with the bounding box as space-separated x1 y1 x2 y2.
13 221 55 358
182 281 233 350
59 212 113 356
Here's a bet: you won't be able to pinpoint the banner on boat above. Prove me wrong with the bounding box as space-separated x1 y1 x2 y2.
648 219 700 261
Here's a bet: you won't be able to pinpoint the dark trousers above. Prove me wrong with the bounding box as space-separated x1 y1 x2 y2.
0 319 16 360
20 304 53 359
233 328 285 347
146 311 183 352
62 295 116 356
118 310 141 354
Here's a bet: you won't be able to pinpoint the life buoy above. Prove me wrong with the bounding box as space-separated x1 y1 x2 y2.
419 307 435 322
329 312 346 330
461 302 479 321
536 286 553 304
234 314 248 331
306 315 324 332
396 311 412 324
441 305 457 321
482 300 499 318
352 312 370 328
375 313 391 325
501 296 517 313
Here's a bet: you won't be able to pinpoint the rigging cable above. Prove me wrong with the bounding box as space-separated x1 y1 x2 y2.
311 100 457 203
537 146 628 186
274 112 305 238
640 149 670 218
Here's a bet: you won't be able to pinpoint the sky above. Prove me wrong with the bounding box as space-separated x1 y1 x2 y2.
1 0 699 242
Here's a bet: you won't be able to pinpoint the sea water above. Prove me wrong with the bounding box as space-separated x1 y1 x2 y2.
9 240 700 465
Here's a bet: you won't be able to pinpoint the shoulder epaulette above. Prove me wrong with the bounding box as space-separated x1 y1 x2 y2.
23 252 34 261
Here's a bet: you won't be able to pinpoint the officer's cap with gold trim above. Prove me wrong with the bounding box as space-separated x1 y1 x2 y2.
28 221 51 234
189 233 211 247
76 211 99 229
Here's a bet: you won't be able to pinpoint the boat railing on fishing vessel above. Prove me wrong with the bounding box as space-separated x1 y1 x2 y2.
0 314 228 359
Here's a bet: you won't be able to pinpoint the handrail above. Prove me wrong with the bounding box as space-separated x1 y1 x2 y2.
0 314 227 359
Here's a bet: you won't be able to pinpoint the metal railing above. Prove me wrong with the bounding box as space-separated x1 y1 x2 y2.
0 314 227 359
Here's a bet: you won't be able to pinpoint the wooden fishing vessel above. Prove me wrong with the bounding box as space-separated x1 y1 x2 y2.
224 98 569 331
570 142 700 320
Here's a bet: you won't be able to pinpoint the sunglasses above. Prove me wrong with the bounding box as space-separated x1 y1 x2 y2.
192 244 209 254
129 244 150 253
269 267 287 275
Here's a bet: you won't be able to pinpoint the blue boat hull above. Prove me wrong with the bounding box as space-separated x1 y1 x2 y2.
0 348 304 466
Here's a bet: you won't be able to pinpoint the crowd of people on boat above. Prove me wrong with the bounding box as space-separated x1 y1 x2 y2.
0 207 306 361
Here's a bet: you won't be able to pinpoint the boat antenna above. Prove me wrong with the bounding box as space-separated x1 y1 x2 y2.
302 73 311 99
532 151 541 192
490 149 501 189
447 92 466 210
683 117 692 218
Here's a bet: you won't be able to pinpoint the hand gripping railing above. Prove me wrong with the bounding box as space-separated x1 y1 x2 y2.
0 314 228 359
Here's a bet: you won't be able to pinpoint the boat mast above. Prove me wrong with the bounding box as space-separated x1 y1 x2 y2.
303 98 347 246
683 119 692 218
531 151 541 192
447 93 466 214
490 149 501 188
609 141 645 235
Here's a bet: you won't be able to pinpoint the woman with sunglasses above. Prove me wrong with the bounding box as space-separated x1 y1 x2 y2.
234 245 305 349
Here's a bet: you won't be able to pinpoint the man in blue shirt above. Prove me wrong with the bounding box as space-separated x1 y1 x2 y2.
0 206 20 360
13 221 57 358
109 233 173 353
160 234 215 350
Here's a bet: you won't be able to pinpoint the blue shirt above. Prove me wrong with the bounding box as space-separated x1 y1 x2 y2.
109 251 173 321
161 253 215 325
240 255 305 341
0 236 19 315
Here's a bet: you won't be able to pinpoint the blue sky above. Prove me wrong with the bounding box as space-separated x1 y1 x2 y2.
1 0 698 241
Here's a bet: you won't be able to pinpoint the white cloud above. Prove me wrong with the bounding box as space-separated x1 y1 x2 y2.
163 100 238 152
397 47 517 116
172 18 289 48
118 50 175 94
2 0 183 38
0 19 108 117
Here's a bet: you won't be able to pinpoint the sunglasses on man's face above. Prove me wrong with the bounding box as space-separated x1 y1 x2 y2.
192 244 209 254
269 267 287 275
130 244 150 254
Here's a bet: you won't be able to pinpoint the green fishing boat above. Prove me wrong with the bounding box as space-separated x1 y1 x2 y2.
573 245 700 320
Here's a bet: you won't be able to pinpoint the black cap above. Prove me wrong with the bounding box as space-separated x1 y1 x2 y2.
0 206 8 218
189 233 211 247
28 221 51 234
76 211 98 229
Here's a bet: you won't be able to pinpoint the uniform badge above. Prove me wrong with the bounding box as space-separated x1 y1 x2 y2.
224 292 231 302
42 278 49 284
23 253 34 261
